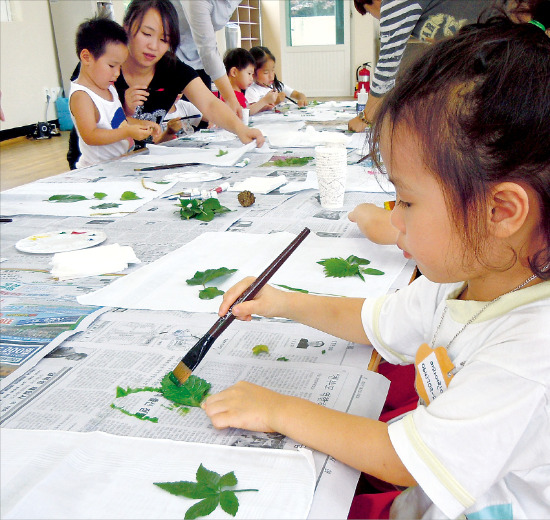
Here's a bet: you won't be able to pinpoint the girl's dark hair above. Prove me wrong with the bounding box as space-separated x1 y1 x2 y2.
249 46 283 92
123 0 180 54
223 48 255 73
353 0 374 16
76 16 128 58
370 9 550 279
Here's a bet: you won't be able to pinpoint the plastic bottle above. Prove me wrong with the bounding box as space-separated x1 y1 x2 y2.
356 87 368 114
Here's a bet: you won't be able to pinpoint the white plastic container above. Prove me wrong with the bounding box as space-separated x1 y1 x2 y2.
356 87 368 114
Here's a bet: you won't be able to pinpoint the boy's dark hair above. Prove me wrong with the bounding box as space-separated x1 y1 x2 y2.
249 46 283 92
370 9 550 279
353 0 374 16
123 0 180 54
75 16 128 59
223 48 255 74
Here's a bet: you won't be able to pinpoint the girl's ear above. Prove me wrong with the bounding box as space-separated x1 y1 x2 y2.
488 182 529 238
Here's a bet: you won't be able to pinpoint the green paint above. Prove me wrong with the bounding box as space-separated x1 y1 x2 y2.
112 372 211 422
110 403 158 423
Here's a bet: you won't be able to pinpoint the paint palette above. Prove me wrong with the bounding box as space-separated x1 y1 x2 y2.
15 230 107 254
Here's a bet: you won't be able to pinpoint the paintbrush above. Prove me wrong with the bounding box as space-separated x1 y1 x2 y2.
134 162 200 172
257 82 298 105
170 227 311 385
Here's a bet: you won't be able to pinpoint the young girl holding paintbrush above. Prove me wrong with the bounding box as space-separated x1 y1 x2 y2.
245 46 308 109
203 11 550 519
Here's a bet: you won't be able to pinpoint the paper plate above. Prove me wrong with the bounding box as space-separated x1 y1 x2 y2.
15 230 107 254
163 171 223 183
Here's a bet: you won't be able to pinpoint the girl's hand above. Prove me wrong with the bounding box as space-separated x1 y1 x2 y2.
347 115 368 133
275 91 286 105
348 203 399 245
218 276 286 320
166 117 183 135
295 93 308 107
124 85 149 115
202 381 283 432
262 91 278 105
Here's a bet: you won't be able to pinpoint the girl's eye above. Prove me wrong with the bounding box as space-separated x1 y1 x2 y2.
397 199 411 208
142 32 151 37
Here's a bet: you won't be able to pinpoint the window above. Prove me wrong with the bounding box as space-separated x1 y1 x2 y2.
286 0 345 47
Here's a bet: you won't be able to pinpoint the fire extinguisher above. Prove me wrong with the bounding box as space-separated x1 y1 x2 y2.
354 62 371 98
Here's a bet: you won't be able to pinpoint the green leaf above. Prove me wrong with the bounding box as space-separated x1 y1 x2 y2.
90 202 121 210
271 156 313 167
216 149 229 157
47 194 88 203
179 198 231 221
252 344 269 355
153 180 171 184
317 257 361 279
346 255 370 266
195 209 215 222
185 496 220 520
219 471 238 488
277 356 289 361
275 284 309 293
186 268 238 287
154 481 218 499
160 374 211 407
361 267 385 276
120 191 142 200
93 192 107 200
220 491 239 517
199 287 225 299
196 464 221 489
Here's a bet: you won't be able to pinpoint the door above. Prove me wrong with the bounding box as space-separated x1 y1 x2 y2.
280 0 351 98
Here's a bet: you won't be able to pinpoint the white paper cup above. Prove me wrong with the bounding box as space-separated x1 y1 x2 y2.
242 108 250 126
315 144 347 209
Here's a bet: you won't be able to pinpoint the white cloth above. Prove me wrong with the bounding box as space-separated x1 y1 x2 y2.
163 100 202 127
0 429 316 519
173 0 241 81
229 175 287 194
50 244 140 280
361 276 550 519
69 83 130 169
245 82 294 105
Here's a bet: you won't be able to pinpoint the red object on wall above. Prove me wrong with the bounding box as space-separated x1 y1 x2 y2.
354 63 371 98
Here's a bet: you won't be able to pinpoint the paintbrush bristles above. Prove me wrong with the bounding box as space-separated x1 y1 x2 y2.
171 361 193 386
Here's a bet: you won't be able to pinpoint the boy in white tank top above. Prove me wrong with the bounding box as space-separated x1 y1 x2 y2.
69 17 160 169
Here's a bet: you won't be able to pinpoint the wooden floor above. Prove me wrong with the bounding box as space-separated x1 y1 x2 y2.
0 131 71 192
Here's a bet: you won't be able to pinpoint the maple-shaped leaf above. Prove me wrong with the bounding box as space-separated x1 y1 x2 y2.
196 464 222 490
220 490 239 517
317 257 361 279
160 374 211 407
185 496 220 520
186 268 237 287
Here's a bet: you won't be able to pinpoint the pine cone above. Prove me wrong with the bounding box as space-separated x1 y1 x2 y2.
237 190 255 207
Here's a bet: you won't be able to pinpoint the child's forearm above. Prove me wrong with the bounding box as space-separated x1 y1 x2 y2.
283 292 369 344
272 393 416 486
78 126 131 146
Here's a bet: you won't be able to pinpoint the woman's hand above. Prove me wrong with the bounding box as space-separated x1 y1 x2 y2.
124 85 149 116
202 381 283 432
218 277 287 320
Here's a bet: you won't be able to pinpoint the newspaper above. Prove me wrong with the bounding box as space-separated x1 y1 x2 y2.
1 308 390 519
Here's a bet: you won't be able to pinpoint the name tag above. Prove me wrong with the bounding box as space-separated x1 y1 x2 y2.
414 343 455 404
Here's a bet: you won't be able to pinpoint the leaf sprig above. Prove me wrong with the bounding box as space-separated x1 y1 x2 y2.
179 198 231 222
155 464 258 519
186 267 237 300
317 255 384 281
